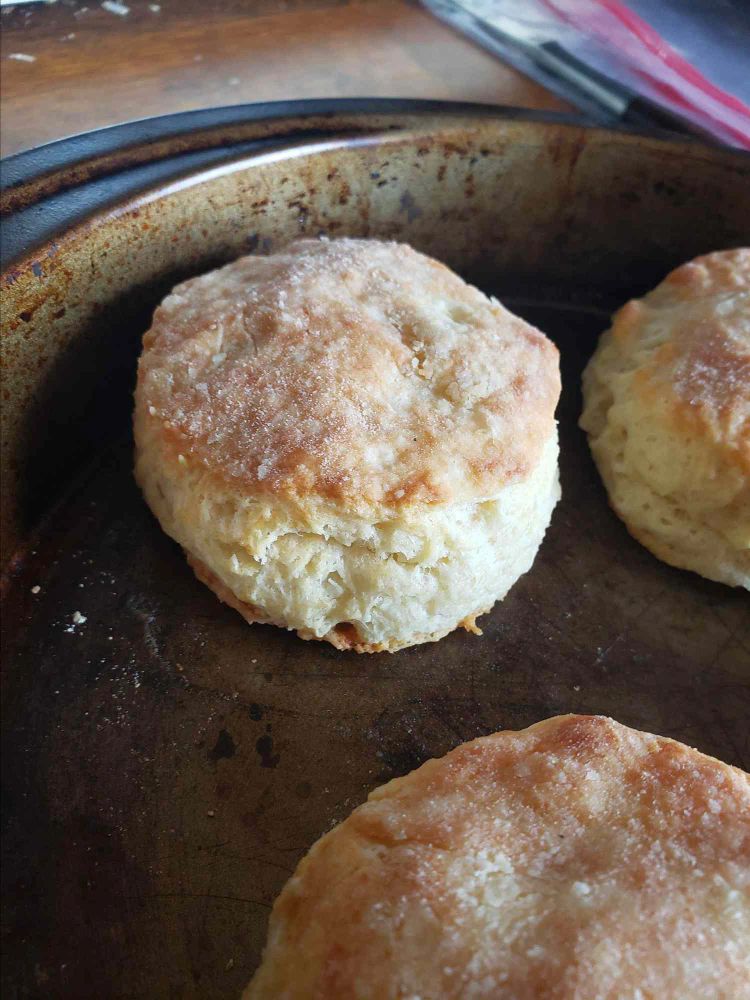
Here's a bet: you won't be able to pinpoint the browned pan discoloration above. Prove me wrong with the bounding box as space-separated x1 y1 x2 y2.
3 118 749 561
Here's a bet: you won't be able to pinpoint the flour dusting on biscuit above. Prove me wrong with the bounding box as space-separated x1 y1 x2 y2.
245 715 750 998
135 238 561 651
581 248 750 589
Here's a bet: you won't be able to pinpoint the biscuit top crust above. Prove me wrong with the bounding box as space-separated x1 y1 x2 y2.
136 238 560 510
246 715 750 998
612 248 750 471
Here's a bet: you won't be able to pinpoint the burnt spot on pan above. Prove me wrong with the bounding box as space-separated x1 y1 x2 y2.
255 733 280 769
209 728 237 762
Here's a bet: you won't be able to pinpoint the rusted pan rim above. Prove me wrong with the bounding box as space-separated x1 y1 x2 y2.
0 98 592 215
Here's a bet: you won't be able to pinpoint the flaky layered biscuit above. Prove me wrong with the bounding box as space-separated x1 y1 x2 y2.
581 249 750 588
245 715 750 999
134 238 560 650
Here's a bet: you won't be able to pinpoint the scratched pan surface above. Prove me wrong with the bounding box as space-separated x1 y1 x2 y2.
2 103 749 999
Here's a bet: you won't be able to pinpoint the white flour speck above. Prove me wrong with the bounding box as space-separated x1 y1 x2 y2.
101 1 130 16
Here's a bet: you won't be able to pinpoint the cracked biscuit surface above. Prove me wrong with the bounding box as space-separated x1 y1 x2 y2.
244 715 750 999
580 248 750 588
134 238 561 650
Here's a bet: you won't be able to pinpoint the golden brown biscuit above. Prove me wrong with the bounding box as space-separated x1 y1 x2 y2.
580 248 750 587
134 238 561 650
245 715 750 1000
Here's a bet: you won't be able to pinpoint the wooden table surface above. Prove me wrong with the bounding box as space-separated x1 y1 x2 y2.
0 0 568 159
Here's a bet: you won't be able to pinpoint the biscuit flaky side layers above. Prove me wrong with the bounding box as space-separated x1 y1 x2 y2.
581 248 750 589
134 238 561 651
244 715 750 999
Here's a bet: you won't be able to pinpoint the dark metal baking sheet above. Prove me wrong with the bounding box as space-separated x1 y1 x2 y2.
3 291 748 997
2 104 749 999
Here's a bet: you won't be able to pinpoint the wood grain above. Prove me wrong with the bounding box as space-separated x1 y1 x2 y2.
0 0 568 158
